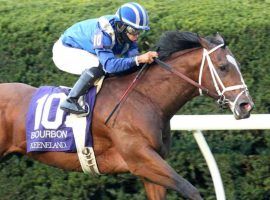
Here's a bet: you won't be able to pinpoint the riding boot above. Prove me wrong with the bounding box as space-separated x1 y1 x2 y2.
60 67 104 115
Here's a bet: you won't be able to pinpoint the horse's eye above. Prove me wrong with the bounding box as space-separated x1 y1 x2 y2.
219 64 228 71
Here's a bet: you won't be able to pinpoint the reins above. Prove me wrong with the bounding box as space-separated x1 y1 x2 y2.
105 44 247 125
105 62 149 125
153 58 220 99
155 43 247 110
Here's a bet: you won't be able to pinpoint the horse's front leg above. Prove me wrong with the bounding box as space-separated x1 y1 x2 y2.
142 178 167 200
122 145 203 200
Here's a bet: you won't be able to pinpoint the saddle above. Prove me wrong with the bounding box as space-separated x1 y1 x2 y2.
25 77 105 175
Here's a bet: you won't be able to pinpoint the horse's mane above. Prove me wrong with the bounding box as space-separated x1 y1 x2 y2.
109 31 225 76
156 31 224 60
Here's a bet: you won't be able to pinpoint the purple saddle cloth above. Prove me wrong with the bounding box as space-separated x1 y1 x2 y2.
26 86 96 152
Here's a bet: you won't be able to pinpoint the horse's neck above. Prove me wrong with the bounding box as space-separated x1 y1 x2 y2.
137 48 203 121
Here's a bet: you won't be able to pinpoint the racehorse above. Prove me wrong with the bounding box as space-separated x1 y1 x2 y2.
0 31 254 200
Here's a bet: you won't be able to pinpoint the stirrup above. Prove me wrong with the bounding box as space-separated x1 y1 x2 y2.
60 99 89 117
77 103 90 117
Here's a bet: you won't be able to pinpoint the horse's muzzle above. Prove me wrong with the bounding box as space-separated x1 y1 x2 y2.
233 99 254 120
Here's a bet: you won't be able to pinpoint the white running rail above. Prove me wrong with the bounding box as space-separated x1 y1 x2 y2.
170 114 270 200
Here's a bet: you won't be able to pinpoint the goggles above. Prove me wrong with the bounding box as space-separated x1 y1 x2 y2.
126 26 140 36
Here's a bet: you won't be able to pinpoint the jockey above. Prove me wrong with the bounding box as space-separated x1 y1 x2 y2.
52 2 158 115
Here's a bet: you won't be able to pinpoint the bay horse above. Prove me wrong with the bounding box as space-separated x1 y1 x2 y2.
0 31 254 200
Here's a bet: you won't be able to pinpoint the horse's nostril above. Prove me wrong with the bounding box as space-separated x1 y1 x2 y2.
240 102 252 112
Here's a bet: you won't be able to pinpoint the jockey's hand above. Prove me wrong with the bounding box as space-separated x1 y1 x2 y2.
137 51 158 64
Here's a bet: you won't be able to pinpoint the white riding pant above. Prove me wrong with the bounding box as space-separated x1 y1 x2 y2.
52 40 100 75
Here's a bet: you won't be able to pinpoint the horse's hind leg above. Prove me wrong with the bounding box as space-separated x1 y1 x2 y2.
125 147 202 200
142 179 167 200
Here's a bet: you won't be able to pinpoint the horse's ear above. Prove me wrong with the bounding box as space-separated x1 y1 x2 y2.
198 36 211 49
214 32 225 44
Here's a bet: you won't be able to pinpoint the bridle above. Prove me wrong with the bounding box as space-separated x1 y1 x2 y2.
154 44 248 110
198 44 248 109
105 43 248 125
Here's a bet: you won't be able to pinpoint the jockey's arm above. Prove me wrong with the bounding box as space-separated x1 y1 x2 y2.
95 48 137 74
123 43 158 64
123 42 139 58
93 33 137 74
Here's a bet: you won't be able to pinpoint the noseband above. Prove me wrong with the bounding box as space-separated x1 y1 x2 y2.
154 44 248 110
198 44 248 109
